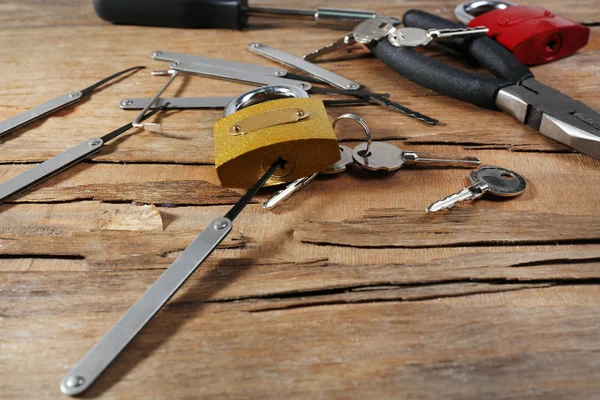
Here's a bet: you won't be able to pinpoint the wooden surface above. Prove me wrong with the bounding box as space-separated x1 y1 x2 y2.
1 1 599 399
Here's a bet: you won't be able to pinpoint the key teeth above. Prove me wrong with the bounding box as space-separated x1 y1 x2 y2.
263 195 280 210
426 198 458 213
426 188 475 213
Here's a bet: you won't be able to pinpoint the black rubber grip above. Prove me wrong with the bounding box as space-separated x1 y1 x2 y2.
369 40 507 109
403 9 533 82
93 0 248 29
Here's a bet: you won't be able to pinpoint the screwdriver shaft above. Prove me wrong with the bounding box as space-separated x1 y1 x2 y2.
245 6 381 28
246 6 315 18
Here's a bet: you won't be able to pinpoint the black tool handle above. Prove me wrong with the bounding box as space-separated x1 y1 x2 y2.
369 40 507 110
93 0 248 29
402 9 533 82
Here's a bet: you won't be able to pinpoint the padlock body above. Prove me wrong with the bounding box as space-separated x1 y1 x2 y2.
214 98 341 188
469 6 590 65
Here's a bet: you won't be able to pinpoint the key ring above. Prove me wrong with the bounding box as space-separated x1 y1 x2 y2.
224 85 310 116
332 113 372 157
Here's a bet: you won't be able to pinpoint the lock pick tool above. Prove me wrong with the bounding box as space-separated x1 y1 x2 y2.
128 49 438 126
0 66 144 138
370 10 600 160
61 157 285 396
0 106 166 205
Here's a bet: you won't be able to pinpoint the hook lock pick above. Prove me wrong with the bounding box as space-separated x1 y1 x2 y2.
0 66 144 138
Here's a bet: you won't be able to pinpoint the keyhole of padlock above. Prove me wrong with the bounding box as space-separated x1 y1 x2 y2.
262 150 296 178
542 32 562 57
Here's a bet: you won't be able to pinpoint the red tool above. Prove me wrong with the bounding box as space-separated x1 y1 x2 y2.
455 1 590 65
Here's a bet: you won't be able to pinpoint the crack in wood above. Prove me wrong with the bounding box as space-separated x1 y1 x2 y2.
6 180 243 205
406 134 573 152
168 277 600 313
295 209 600 248
0 230 246 267
244 282 556 313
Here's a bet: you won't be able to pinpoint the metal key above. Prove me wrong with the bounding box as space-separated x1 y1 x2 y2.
352 142 480 171
262 145 353 209
263 173 317 209
320 145 354 174
304 16 485 59
388 26 489 47
426 166 526 212
304 15 398 61
263 113 362 209
302 34 357 62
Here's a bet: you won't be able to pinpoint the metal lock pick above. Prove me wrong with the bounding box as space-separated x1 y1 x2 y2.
61 157 285 396
0 66 144 138
213 85 341 188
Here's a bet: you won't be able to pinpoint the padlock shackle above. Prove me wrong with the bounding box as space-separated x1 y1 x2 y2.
224 85 310 116
454 0 515 24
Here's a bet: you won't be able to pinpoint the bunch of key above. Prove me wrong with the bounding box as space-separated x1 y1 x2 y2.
264 113 482 209
304 15 488 61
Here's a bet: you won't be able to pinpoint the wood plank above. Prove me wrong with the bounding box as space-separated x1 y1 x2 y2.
1 1 600 399
1 280 599 399
1 148 599 212
8 179 243 205
295 208 600 247
0 229 245 270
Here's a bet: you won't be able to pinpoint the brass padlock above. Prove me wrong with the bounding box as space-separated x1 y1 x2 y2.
214 85 341 188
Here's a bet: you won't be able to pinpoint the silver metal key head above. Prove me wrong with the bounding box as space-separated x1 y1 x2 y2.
353 15 399 44
321 145 354 174
352 142 405 171
469 166 526 197
387 27 432 47
426 166 526 212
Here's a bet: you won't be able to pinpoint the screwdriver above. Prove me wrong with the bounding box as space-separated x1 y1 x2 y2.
93 0 394 30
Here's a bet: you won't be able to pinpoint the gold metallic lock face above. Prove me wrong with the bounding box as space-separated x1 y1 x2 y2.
214 98 341 188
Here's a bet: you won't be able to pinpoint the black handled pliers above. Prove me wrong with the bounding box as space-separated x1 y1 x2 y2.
368 10 600 160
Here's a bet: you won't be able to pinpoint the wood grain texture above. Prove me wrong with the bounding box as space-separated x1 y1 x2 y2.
1 0 599 399
6 178 243 205
295 208 600 247
2 281 600 399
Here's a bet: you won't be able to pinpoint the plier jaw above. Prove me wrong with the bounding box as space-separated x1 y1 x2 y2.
497 78 600 158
